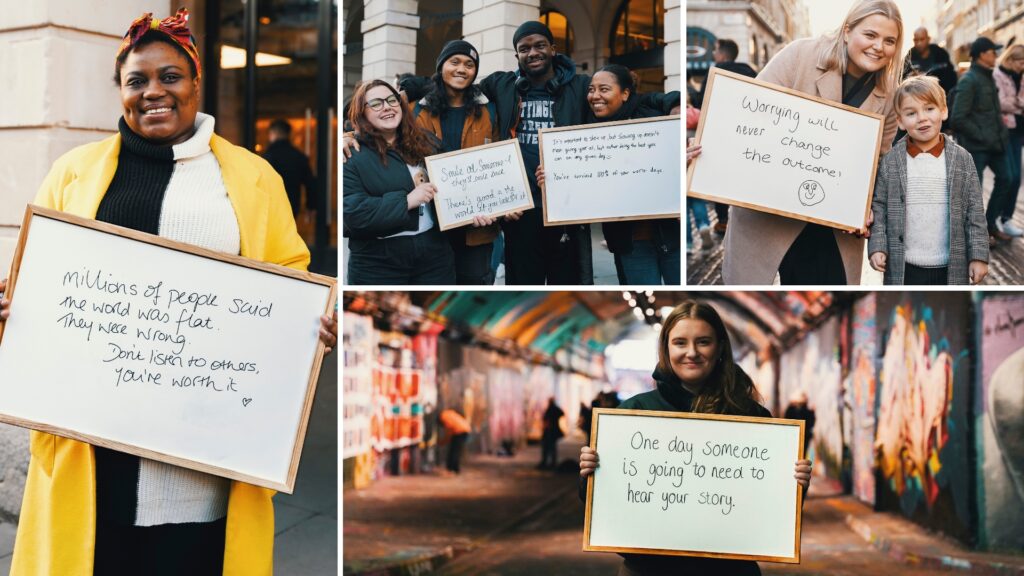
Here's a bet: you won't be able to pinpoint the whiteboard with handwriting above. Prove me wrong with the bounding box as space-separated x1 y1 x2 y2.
584 408 804 563
0 206 336 493
687 68 884 232
540 116 681 225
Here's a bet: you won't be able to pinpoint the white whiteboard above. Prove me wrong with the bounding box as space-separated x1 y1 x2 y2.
0 207 336 492
540 116 681 225
687 68 883 232
425 139 534 231
585 408 804 563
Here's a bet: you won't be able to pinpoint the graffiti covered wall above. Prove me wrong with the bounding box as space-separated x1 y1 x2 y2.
779 316 843 482
979 295 1024 551
850 295 878 505
875 293 973 544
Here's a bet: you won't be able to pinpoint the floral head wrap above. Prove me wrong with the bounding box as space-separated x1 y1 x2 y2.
117 8 202 80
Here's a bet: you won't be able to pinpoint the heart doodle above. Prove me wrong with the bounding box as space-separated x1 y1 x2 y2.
243 398 252 407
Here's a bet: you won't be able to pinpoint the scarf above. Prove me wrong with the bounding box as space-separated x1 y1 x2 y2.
117 8 202 80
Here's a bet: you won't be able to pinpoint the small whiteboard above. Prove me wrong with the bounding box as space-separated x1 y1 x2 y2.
540 116 681 225
0 206 337 493
425 139 534 231
584 408 804 563
687 68 884 232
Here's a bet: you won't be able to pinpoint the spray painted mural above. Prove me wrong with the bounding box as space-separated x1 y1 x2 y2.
979 295 1024 551
874 293 972 544
850 295 878 505
779 316 843 482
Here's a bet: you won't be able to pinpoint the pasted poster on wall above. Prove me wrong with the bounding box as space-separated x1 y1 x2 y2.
850 295 877 505
875 293 972 544
778 316 842 482
979 294 1024 551
342 313 375 460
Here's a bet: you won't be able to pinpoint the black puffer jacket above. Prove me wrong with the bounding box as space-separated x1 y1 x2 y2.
951 63 1009 153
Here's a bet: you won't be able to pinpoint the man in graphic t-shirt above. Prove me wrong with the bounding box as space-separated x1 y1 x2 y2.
401 21 680 284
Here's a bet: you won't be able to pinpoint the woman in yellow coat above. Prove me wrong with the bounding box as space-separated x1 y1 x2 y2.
0 10 336 575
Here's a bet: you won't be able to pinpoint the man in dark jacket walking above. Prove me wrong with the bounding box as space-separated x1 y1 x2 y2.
951 37 1014 243
695 39 755 236
903 27 959 94
402 21 679 285
263 119 317 217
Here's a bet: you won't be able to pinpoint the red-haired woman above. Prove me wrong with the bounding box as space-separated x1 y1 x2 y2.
343 79 455 284
579 300 812 575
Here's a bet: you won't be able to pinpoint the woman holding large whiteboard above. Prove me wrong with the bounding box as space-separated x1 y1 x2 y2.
1 10 336 575
722 0 903 285
579 300 811 575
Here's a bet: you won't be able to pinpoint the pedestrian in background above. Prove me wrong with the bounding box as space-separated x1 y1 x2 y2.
263 118 317 219
722 0 904 285
784 390 817 455
992 45 1024 238
539 397 565 470
439 408 471 474
951 37 1015 245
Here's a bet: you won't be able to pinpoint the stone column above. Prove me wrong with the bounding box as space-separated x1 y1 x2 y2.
0 0 170 521
361 0 419 83
463 0 540 79
664 0 681 92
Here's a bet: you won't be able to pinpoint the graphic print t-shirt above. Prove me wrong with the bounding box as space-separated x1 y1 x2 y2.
517 86 555 196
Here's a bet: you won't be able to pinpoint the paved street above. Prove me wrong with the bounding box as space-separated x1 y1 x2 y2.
687 170 1024 285
344 439 1024 576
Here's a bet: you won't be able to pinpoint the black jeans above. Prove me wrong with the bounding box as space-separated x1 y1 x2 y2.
447 432 468 473
453 242 496 285
778 223 847 285
904 263 948 285
347 229 455 285
94 517 227 575
969 149 1013 229
503 208 585 285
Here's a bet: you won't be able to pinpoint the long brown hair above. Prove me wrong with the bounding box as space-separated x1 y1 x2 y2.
348 79 435 166
656 300 763 416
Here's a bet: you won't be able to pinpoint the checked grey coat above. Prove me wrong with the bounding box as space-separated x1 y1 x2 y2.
868 135 989 285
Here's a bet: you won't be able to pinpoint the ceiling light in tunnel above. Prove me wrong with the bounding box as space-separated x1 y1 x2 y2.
629 299 637 307
632 307 644 318
622 291 631 300
644 290 653 297
647 295 656 304
645 308 654 316
653 323 662 331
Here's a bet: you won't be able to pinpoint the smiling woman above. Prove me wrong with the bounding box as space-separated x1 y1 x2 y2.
5 8 338 576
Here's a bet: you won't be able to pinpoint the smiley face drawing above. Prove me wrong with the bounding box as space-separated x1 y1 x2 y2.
798 180 825 206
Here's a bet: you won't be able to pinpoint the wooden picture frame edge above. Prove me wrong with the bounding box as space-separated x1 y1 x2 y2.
582 407 804 564
425 139 535 231
687 68 883 232
0 204 337 493
540 115 682 226
0 206 34 344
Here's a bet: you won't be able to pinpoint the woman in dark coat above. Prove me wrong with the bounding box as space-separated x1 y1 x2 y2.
580 300 812 575
343 79 455 284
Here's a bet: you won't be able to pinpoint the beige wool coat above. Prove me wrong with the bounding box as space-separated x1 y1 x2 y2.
722 36 899 285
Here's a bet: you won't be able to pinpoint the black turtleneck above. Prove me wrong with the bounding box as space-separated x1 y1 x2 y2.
94 118 176 234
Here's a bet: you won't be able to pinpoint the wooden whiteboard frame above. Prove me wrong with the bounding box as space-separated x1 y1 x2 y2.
686 68 884 233
425 139 534 231
0 205 338 493
583 407 805 563
539 115 681 226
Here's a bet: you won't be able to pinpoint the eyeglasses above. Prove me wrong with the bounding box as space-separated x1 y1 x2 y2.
367 95 401 111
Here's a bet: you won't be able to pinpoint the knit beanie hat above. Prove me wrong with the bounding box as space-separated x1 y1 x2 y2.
512 21 554 48
436 40 480 74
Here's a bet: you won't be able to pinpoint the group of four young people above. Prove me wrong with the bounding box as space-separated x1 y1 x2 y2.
343 21 681 286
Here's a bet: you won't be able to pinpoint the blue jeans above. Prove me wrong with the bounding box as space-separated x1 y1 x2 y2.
615 240 681 285
970 149 1012 229
1005 132 1022 221
686 198 710 246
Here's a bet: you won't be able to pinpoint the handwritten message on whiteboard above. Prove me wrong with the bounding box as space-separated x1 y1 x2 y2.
0 207 336 493
687 68 883 232
584 408 804 563
540 116 681 225
425 139 533 231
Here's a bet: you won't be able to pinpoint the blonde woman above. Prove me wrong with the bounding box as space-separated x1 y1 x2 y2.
993 44 1024 236
722 0 904 285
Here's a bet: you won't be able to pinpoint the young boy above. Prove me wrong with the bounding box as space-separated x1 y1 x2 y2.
869 75 990 285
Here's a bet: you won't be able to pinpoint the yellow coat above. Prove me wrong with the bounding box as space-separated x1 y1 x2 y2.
11 131 309 576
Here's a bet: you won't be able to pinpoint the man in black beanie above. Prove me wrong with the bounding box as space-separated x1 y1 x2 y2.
399 21 680 285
